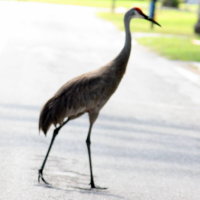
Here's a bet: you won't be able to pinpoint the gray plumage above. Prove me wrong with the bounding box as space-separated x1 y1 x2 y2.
39 55 128 134
38 7 160 188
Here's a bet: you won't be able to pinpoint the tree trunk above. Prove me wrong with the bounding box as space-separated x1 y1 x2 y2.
194 3 200 34
111 0 116 13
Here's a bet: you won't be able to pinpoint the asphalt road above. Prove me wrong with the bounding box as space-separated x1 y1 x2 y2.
0 2 200 200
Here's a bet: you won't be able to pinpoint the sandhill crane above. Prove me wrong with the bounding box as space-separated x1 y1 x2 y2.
38 7 160 189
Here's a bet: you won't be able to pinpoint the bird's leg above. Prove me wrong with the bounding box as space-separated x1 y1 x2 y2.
38 119 70 184
38 127 60 184
86 123 95 188
86 111 107 189
86 119 107 190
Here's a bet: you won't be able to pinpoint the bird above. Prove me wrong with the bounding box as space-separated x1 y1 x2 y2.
38 7 160 189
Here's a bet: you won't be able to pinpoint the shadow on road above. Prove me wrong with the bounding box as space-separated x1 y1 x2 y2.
1 102 200 188
36 178 125 200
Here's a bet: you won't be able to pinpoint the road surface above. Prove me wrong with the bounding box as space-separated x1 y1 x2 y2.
0 2 200 200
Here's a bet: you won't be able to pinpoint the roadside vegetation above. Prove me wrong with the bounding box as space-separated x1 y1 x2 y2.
138 36 200 62
18 0 144 8
19 0 200 62
99 6 200 62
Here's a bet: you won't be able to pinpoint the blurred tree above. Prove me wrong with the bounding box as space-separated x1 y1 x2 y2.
194 2 200 34
149 0 158 29
162 0 180 8
111 0 116 12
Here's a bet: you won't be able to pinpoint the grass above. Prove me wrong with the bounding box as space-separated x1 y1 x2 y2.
18 0 147 8
99 8 197 36
138 36 200 62
98 7 200 62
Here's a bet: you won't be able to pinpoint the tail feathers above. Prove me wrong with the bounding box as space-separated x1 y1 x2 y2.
39 97 64 135
39 99 52 135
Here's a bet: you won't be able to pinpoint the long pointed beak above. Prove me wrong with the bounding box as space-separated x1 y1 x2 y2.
143 14 161 27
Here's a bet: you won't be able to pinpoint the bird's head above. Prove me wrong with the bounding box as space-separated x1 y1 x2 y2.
127 7 161 27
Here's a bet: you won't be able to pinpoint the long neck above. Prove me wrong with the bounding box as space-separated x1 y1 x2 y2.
113 13 132 75
121 14 132 59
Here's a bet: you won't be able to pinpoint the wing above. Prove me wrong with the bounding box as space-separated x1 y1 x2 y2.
39 72 108 134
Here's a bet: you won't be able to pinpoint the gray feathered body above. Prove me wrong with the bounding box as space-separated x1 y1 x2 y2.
39 11 132 135
39 57 128 134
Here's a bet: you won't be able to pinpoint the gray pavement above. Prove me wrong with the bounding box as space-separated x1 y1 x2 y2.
0 1 200 200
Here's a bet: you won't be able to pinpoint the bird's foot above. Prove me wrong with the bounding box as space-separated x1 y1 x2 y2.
92 185 107 190
38 169 49 185
90 182 107 190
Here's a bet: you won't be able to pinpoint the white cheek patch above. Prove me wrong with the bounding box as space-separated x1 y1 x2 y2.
134 11 144 19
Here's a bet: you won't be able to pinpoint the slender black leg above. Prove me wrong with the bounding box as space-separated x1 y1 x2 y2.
86 112 107 190
86 124 95 188
38 127 59 184
86 122 107 190
38 119 70 184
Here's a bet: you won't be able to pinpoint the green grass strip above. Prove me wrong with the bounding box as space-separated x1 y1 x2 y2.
18 0 146 8
137 36 200 62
